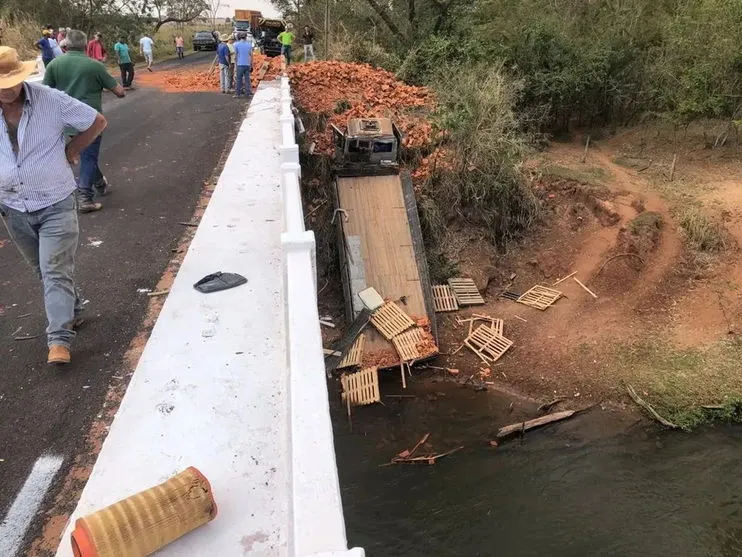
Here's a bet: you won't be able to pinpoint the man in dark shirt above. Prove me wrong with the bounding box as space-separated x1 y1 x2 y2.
217 34 231 94
44 30 125 212
36 29 55 67
302 26 315 61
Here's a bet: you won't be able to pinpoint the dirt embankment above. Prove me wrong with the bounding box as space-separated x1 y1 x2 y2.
291 60 742 429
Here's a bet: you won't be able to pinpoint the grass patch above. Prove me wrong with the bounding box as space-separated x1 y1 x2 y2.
426 64 539 246
628 211 663 235
678 208 727 252
541 163 612 186
615 337 742 429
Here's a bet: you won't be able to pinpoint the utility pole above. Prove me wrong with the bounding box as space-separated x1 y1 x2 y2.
323 0 330 60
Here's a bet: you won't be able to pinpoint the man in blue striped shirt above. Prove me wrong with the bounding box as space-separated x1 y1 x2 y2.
0 46 107 365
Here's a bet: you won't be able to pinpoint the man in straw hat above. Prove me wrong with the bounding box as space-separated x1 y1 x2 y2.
0 46 107 365
217 34 232 94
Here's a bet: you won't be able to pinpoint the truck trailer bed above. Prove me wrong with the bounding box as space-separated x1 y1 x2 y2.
335 173 436 359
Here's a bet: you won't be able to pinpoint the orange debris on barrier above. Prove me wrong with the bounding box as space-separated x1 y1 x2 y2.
288 61 436 159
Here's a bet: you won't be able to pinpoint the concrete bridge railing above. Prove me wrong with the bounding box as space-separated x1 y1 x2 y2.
279 75 364 557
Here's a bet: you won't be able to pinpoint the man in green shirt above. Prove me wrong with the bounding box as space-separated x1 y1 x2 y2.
277 24 296 65
114 36 134 89
44 30 125 212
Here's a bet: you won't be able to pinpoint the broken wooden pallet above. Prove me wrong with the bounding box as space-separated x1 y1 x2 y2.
338 334 365 369
464 324 513 364
517 285 562 311
370 302 415 340
341 366 380 406
432 285 459 312
448 278 485 306
392 327 438 362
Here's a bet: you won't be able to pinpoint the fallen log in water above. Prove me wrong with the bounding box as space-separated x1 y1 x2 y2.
496 410 576 439
626 384 680 429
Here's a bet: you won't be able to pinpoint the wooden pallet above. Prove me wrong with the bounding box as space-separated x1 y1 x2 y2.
370 302 415 340
517 285 562 311
432 285 459 312
464 325 513 364
341 366 380 406
448 278 485 306
490 318 504 336
338 334 365 369
392 328 425 362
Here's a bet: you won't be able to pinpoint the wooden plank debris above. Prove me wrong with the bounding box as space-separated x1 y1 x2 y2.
338 334 365 369
392 327 426 362
341 366 381 407
432 285 459 312
573 277 598 299
370 302 415 340
463 325 513 364
496 410 576 439
517 285 562 310
447 278 485 306
553 271 577 286
325 308 371 373
389 433 464 465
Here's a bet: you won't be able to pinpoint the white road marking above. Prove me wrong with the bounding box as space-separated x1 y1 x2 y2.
0 455 64 556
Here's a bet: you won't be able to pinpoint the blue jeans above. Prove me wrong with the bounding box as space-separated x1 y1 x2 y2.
282 45 292 64
0 194 83 347
78 135 104 201
219 63 230 92
235 65 252 96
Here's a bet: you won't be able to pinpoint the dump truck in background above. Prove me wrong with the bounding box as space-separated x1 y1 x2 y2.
233 9 262 35
331 117 438 362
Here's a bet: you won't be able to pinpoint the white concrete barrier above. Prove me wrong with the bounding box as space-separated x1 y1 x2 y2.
279 75 363 557
54 78 363 556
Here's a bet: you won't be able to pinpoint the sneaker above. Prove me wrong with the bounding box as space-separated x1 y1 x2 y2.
94 176 110 197
79 199 103 213
147 66 153 72
48 344 71 365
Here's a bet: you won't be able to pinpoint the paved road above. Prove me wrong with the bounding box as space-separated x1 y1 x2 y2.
0 52 244 555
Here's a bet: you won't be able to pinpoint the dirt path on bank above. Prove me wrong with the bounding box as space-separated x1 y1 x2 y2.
434 133 742 418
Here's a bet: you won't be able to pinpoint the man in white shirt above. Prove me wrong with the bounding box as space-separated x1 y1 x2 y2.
139 33 154 71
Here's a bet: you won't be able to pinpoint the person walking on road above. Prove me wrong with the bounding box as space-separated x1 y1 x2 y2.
140 33 154 71
302 26 315 61
35 29 56 67
175 35 185 59
0 46 107 365
217 35 231 94
44 30 125 213
278 24 295 65
233 33 253 98
114 36 134 89
85 32 106 62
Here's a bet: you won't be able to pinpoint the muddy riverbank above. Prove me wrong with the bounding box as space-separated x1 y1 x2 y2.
330 380 742 556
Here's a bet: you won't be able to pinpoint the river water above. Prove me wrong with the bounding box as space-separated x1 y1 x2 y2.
332 378 742 557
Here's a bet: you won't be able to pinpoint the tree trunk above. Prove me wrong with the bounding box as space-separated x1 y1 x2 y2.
363 0 409 45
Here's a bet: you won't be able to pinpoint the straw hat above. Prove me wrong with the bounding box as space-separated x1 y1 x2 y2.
220 33 230 41
0 47 37 89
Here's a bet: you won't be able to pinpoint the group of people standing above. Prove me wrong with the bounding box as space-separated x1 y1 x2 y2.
217 33 254 98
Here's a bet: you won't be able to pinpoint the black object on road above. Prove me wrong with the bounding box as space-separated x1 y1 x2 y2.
193 272 247 293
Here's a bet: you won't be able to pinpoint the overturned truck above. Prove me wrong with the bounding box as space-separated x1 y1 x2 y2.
330 118 438 367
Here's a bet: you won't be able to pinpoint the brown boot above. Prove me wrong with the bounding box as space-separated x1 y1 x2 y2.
48 345 71 365
79 199 102 213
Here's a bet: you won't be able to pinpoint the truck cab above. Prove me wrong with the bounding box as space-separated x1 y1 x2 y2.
258 18 286 57
330 118 403 176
